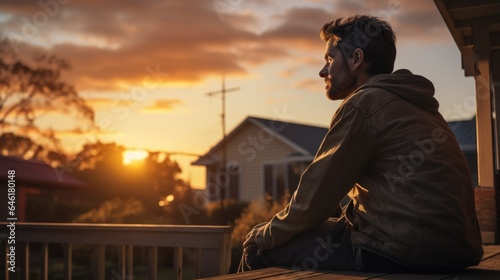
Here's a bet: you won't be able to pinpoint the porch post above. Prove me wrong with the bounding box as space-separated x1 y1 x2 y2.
472 24 497 244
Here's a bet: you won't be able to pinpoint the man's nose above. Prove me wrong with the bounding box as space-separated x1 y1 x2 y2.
319 65 328 78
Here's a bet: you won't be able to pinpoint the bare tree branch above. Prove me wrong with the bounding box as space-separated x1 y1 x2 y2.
0 39 96 162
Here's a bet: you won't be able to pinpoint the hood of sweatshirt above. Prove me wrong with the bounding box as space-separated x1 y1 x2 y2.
357 69 439 112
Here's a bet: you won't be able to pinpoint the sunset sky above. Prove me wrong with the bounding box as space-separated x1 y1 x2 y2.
1 0 476 188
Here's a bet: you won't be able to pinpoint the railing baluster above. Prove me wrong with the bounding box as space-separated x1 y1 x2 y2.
41 242 48 280
127 245 133 278
194 248 202 279
118 245 126 278
21 242 29 280
64 243 72 280
149 246 158 280
173 247 183 280
94 244 105 280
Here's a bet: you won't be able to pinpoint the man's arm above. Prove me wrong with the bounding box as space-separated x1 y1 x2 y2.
250 103 376 250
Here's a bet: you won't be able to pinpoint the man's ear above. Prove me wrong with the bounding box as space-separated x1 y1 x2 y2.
350 48 364 72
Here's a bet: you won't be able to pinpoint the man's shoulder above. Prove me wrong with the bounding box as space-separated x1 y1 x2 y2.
342 87 401 117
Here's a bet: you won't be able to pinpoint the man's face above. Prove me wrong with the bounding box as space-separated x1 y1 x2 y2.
319 39 357 100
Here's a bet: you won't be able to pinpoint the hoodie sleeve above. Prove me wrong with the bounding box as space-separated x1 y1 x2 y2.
254 103 377 249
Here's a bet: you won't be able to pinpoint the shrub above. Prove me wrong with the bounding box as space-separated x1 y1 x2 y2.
203 199 249 225
231 196 289 248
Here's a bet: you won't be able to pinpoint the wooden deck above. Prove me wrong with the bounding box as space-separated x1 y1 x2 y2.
200 245 500 280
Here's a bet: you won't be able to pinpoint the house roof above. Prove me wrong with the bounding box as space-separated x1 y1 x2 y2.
0 156 86 188
192 116 328 166
434 0 500 76
448 116 477 152
249 117 328 155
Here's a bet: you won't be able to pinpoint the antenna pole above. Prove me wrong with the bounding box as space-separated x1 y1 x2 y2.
206 76 239 221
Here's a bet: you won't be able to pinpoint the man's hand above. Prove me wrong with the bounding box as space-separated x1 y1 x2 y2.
243 228 259 254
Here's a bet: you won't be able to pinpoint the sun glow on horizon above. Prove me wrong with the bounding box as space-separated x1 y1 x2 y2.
123 150 148 165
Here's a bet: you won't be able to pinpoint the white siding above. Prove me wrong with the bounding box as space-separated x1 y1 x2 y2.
206 122 296 202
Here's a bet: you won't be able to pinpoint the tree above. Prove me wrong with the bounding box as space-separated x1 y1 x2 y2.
71 141 126 171
0 39 95 161
0 132 67 164
72 142 129 202
72 142 192 217
144 151 183 195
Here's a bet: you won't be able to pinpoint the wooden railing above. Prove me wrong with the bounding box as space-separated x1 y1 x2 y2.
0 222 232 280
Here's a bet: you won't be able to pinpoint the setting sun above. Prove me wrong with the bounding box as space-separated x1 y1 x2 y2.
123 150 149 165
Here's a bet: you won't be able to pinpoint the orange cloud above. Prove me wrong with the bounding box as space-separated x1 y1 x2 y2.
1 0 451 92
83 97 136 109
141 99 182 113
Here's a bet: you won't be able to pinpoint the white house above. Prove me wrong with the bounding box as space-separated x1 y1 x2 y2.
192 116 327 202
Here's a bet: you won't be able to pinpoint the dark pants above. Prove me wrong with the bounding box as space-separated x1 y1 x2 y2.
239 218 415 273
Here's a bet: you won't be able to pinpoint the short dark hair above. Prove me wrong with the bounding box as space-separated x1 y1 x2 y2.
320 15 396 75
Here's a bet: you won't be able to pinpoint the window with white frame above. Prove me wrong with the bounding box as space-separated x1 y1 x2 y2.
206 162 241 202
263 161 309 200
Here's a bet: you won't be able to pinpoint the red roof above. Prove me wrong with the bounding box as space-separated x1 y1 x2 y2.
0 156 85 188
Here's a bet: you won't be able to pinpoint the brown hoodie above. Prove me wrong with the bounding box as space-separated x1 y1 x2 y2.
254 69 483 270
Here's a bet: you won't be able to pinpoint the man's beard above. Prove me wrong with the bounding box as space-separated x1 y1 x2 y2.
326 65 357 100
